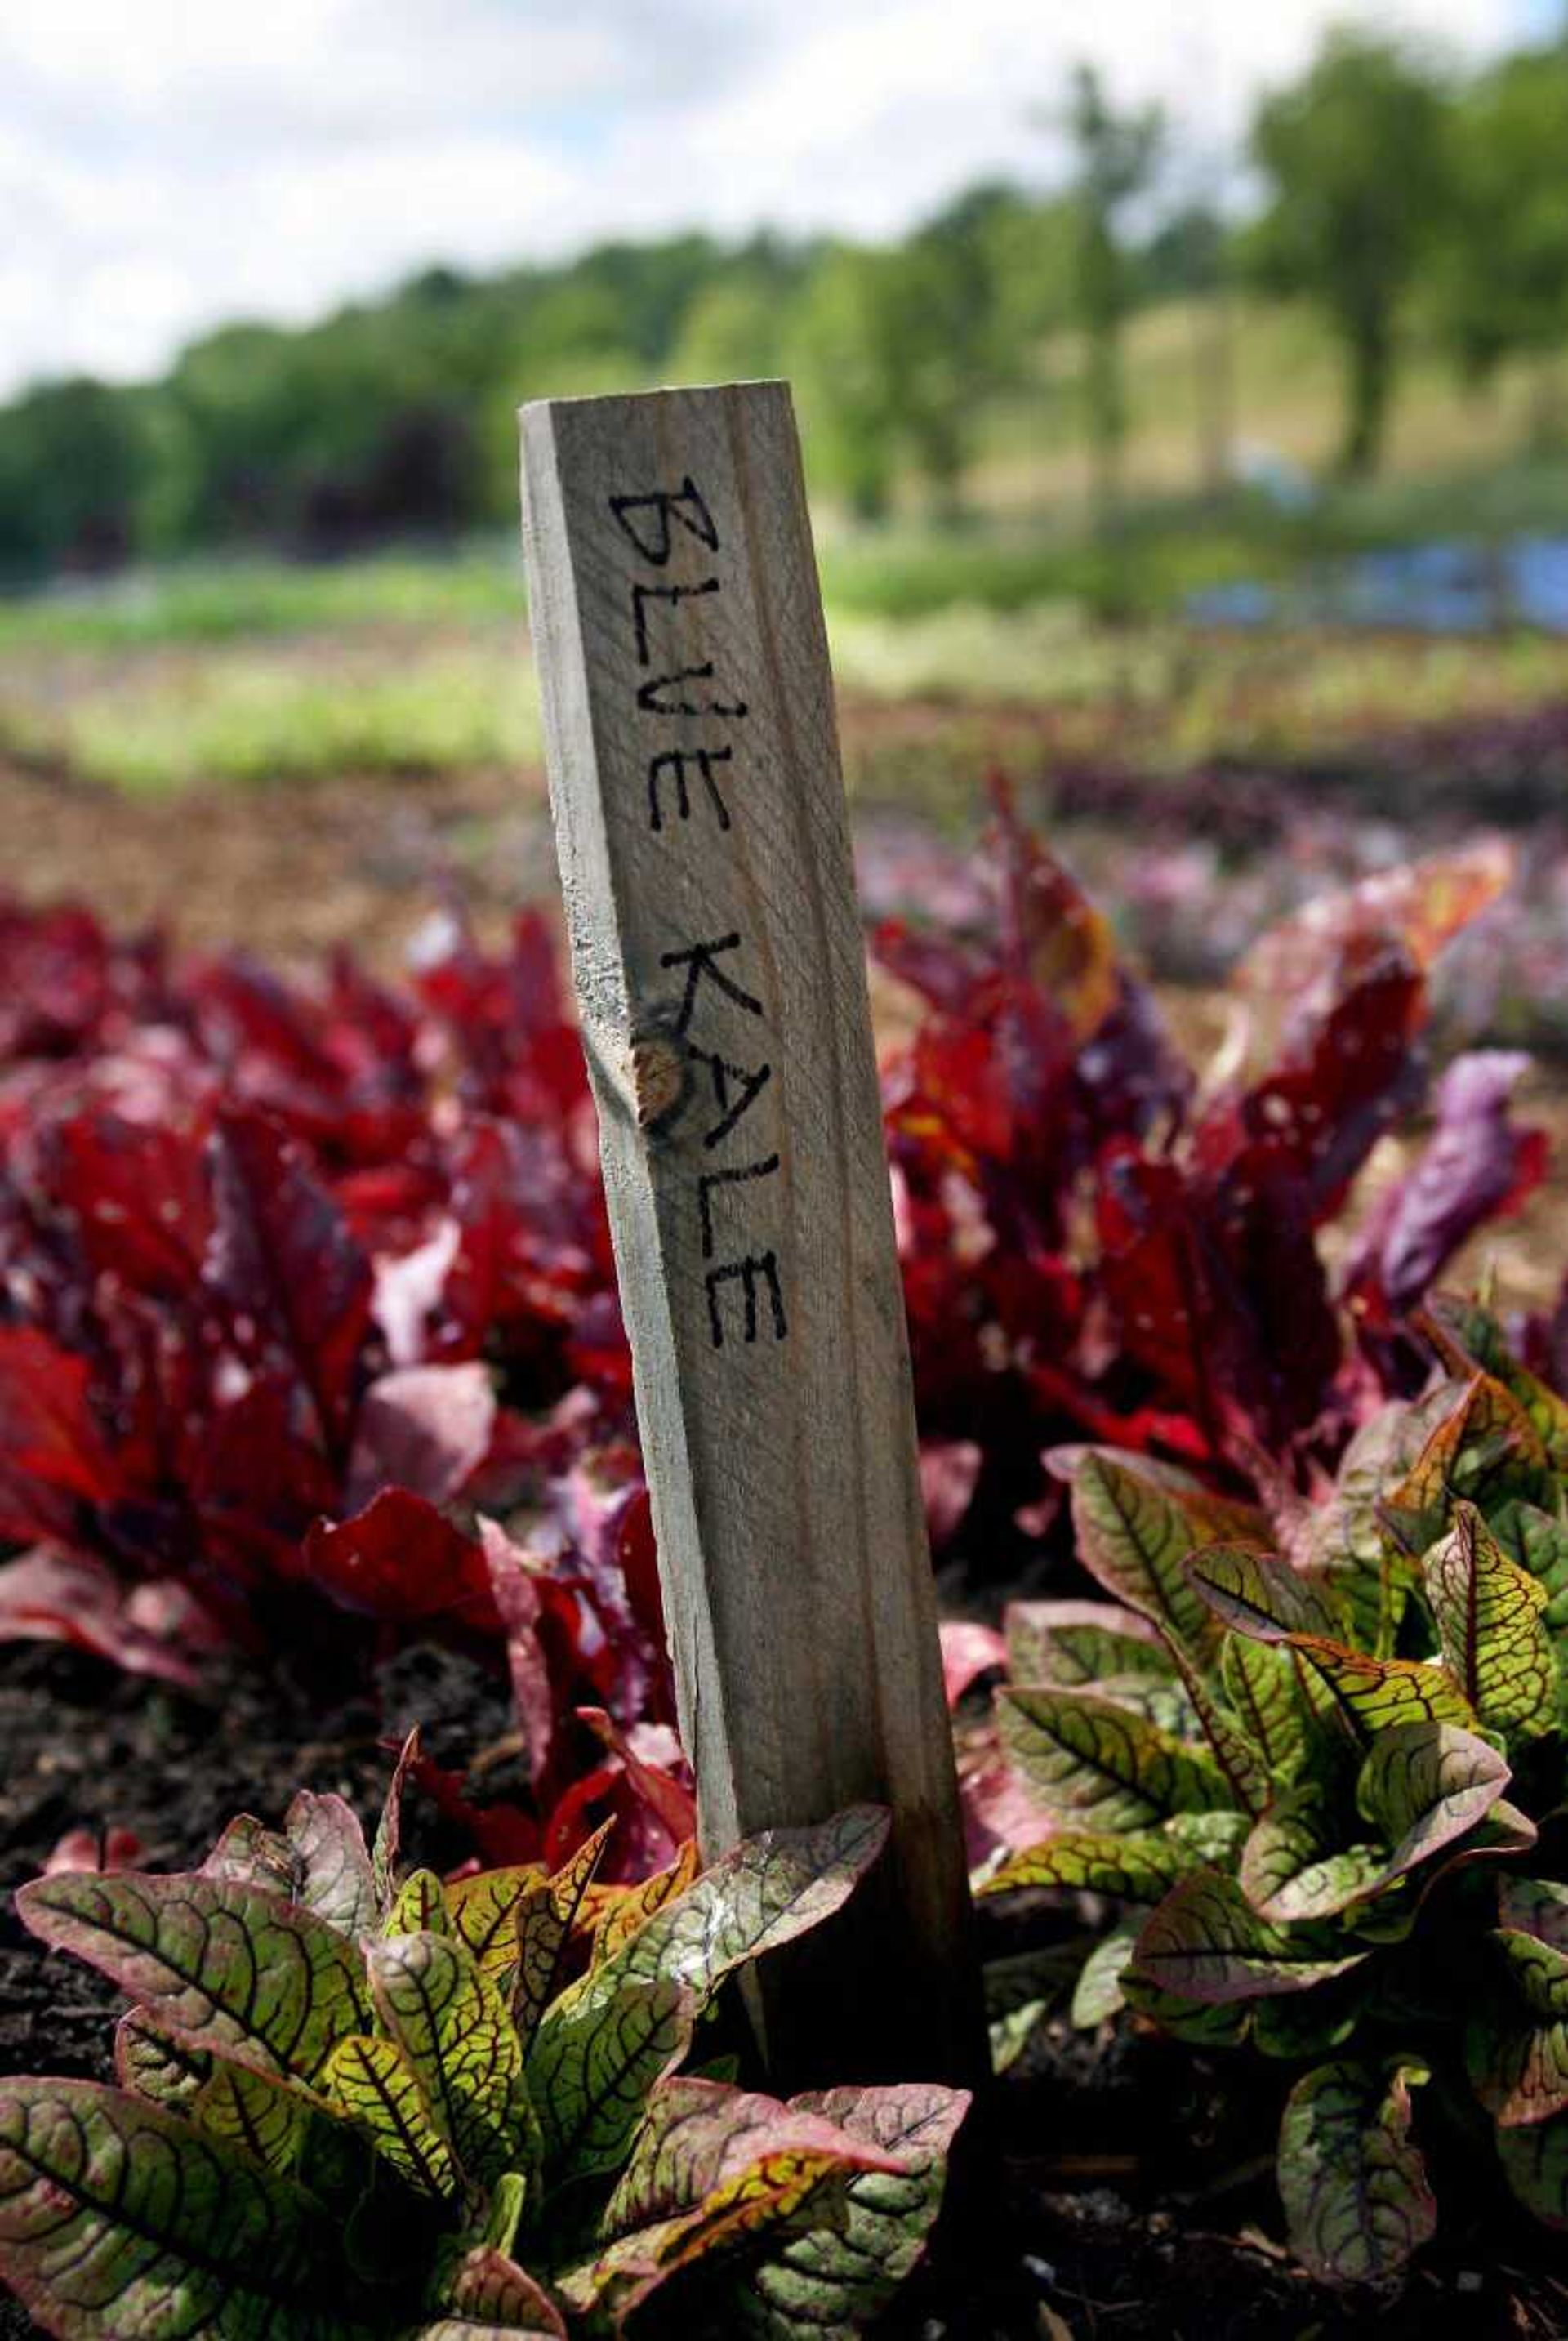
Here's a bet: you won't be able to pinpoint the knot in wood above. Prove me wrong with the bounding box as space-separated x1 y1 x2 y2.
630 1032 685 1130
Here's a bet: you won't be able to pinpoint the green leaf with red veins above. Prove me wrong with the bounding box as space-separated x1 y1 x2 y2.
1278 2059 1436 2290
1383 1373 1553 1555
997 1688 1232 1830
530 1810 889 2190
592 1842 702 1969
1220 1636 1312 1781
1003 1599 1170 1690
527 1973 696 2186
387 1871 454 1939
1071 1924 1141 2027
561 2078 906 2322
281 1794 379 1939
980 1830 1200 1902
446 1868 547 1980
422 2243 564 2338
203 1795 376 1942
559 1808 889 2015
729 2081 969 2341
1119 1973 1250 2046
1283 1642 1477 1737
1131 1869 1370 2004
368 1932 532 2191
1490 1505 1568 1637
1423 1295 1568 1472
118 2009 311 2175
374 1727 421 1912
323 2031 459 2202
1187 1545 1345 1646
1240 1792 1389 1924
16 1871 372 2089
0 2078 353 2340
1497 2111 1568 2231
1422 1505 1557 1742
511 1823 614 2047
1067 1453 1263 1663
1356 1723 1513 1874
1469 1930 1568 2126
1498 1878 1568 1950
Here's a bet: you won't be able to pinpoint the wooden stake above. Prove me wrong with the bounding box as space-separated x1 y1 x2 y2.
520 381 979 2089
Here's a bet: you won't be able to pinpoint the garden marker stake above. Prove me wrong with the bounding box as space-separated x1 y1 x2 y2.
521 382 980 2089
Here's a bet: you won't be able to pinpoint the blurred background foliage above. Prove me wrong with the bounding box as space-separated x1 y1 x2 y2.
4 25 1568 600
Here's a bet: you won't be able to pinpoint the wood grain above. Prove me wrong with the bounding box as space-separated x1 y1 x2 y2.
520 381 978 2085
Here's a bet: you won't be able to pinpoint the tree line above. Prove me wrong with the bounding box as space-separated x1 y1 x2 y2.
3 23 1566 582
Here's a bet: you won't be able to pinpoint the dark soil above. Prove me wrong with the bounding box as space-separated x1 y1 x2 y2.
5 1651 1568 2341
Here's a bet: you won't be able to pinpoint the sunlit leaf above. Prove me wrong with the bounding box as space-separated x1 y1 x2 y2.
387 1872 453 1939
16 1871 372 2089
1004 1598 1170 1690
118 2010 311 2175
980 1829 1198 1902
368 1931 531 2190
1422 1504 1556 1741
997 1687 1231 1830
1067 1453 1261 1661
323 2031 458 2201
1284 1641 1477 1737
0 2078 346 2339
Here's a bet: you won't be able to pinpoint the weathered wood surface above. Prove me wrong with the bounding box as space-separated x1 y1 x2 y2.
520 381 978 2085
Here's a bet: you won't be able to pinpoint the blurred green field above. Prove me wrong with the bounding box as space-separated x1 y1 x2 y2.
5 292 1568 795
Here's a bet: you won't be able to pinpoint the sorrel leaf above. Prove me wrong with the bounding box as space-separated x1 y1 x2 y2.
980 1830 1198 1902
1278 2060 1436 2289
997 1688 1231 1830
1421 1505 1556 1741
16 1872 371 2088
1130 1869 1370 2003
368 1933 531 2190
0 2078 353 2340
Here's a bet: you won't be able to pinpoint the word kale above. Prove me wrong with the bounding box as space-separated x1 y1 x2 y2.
0 1759 968 2339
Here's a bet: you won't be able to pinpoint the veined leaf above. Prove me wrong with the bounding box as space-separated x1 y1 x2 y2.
1383 1373 1552 1554
531 1810 889 2188
1498 1878 1568 1952
997 1688 1231 1831
1254 1972 1371 2061
118 2010 311 2175
1470 1931 1568 2126
368 1932 530 2190
203 1794 377 1942
0 2078 350 2339
323 2031 458 2201
1067 1453 1260 1661
1278 2059 1436 2289
1423 1505 1556 1741
1240 1792 1388 1925
1131 1869 1370 2004
558 1808 889 2018
980 1830 1198 1902
1423 1295 1568 1473
592 1841 701 1968
446 1868 547 1980
374 1727 421 1913
1490 1504 1568 1637
1284 1641 1477 1737
1003 1599 1169 1690
387 1872 454 1939
526 1973 695 2185
512 1823 614 2046
1187 1545 1344 1646
1356 1723 1512 1884
1119 1973 1250 2046
1220 1636 1312 1782
16 1871 372 2089
421 2244 564 2338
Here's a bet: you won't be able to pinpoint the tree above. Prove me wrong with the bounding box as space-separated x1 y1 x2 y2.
1246 29 1450 478
0 378 150 577
1058 65 1163 528
1437 44 1568 441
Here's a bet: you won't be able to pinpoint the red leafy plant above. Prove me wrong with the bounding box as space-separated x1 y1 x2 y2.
0 1755 967 2339
878 794 1545 1539
973 1294 1568 2290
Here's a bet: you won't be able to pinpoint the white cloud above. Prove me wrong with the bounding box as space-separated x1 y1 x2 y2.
0 0 1537 398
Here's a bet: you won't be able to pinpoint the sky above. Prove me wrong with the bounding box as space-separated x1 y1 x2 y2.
0 0 1551 403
